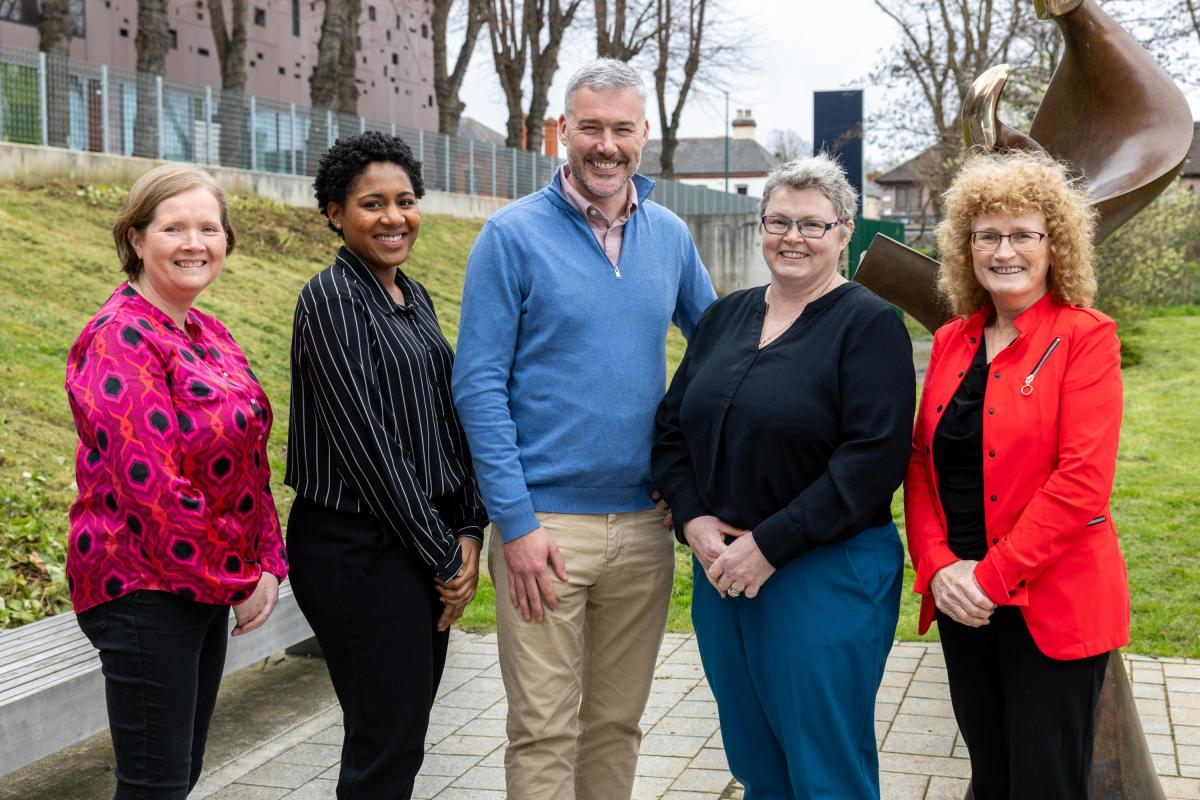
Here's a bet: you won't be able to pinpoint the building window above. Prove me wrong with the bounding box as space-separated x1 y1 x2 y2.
421 23 428 38
119 27 129 37
391 53 398 65
254 6 266 26
169 29 177 48
368 5 375 20
198 47 210 56
292 0 300 35
735 184 748 195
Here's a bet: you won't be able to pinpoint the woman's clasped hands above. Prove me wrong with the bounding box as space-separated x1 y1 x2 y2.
930 560 996 627
683 516 775 599
435 536 482 632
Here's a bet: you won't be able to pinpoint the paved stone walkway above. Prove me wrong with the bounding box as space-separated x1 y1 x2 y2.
190 633 1200 800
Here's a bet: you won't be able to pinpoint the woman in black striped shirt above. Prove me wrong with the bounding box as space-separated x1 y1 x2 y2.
285 131 488 798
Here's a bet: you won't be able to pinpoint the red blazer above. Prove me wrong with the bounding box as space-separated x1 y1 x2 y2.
904 293 1130 660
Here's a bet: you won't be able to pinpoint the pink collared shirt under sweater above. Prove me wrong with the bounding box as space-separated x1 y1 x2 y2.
559 165 638 266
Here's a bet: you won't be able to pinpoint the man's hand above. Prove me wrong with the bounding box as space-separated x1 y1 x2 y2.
504 527 568 623
707 532 773 599
651 488 674 529
232 572 280 636
436 537 482 631
931 560 996 627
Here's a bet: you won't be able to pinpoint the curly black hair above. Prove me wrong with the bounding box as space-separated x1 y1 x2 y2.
313 131 426 236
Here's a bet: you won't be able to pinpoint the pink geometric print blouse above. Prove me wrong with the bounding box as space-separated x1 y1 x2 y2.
65 284 288 613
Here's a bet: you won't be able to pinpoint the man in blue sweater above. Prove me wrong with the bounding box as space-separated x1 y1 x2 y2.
452 59 716 800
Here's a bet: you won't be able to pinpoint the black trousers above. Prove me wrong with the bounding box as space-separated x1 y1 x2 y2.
937 607 1109 800
76 590 230 800
287 496 449 800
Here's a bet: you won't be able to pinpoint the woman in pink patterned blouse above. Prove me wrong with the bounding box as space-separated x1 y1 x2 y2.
65 163 288 799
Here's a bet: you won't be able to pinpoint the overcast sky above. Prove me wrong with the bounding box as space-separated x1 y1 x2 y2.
456 0 1200 169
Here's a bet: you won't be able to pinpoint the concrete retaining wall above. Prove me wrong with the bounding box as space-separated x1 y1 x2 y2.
1 142 764 290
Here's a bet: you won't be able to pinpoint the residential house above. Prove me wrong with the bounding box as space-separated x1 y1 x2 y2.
639 109 780 197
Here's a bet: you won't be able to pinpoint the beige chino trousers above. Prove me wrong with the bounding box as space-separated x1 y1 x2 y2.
489 509 675 800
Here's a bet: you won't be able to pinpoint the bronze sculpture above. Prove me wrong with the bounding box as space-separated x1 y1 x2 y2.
856 2 1193 797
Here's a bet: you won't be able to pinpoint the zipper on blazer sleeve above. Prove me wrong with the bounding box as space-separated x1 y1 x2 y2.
1021 337 1062 396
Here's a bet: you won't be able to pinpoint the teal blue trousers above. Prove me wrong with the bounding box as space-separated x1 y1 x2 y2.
692 522 903 800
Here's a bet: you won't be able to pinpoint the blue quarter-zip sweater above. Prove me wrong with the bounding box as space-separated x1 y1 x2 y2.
452 171 716 541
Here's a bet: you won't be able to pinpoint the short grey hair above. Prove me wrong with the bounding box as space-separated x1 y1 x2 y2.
760 154 858 221
564 58 647 116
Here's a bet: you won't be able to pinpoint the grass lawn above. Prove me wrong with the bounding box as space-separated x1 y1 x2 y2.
1 184 1196 656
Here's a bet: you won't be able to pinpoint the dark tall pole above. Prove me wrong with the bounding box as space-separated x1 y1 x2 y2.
724 91 730 193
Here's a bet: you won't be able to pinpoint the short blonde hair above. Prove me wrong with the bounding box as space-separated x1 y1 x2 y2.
113 164 235 279
935 150 1096 317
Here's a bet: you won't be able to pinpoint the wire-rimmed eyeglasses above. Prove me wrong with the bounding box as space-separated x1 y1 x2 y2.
969 231 1048 252
760 216 845 239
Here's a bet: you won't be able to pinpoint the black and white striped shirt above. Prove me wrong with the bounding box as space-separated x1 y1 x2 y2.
285 246 487 581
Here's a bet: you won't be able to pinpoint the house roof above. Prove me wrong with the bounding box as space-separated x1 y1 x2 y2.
875 147 942 185
639 137 781 177
458 116 507 146
1183 121 1200 177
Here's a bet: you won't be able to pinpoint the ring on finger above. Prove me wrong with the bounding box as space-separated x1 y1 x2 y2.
727 587 742 598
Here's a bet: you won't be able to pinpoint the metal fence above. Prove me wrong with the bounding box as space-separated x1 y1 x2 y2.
0 45 760 216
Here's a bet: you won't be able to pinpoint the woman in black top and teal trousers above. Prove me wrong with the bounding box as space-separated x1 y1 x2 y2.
286 132 488 799
653 155 915 800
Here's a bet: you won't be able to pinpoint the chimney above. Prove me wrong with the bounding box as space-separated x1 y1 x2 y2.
544 118 559 158
731 108 757 141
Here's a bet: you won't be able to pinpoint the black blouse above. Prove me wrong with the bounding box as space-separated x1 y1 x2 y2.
652 282 916 568
932 341 988 561
286 247 488 581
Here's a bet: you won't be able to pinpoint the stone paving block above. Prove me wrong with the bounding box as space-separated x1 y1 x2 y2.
432 788 505 799
318 765 339 780
1136 682 1168 700
478 663 504 678
437 687 506 710
905 681 951 701
207 785 289 800
661 792 721 800
282 780 337 800
876 719 891 742
1146 733 1177 754
429 704 482 726
428 734 506 756
652 715 720 737
881 671 913 688
635 754 691 778
1171 679 1200 695
886 656 921 674
237 760 328 789
656 662 706 680
478 701 508 719
878 771 928 800
1139 697 1171 718
452 716 508 738
913 666 949 684
1166 665 1200 680
419 753 484 777
890 713 960 737
477 748 506 768
1134 667 1166 685
424 722 459 746
443 652 498 670
632 775 676 799
451 765 506 790
1177 725 1200 746
411 774 453 799
708 730 724 749
306 725 343 746
1180 745 1200 766
273 743 341 768
1173 692 1200 710
1159 775 1200 800
641 705 670 727
878 753 972 779
646 691 686 708
899 696 956 718
1174 707 1200 726
877 685 906 704
1184 765 1200 779
882 731 955 757
1141 714 1174 735
669 700 720 719
925 776 971 799
640 733 710 757
1153 750 1179 776
652 678 703 695
876 702 899 722
671 767 735 792
689 747 729 772
684 684 716 702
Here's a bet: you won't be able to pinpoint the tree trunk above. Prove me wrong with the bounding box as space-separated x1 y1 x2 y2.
207 0 248 168
433 0 486 135
484 0 529 149
525 0 581 154
308 0 351 173
594 0 656 60
134 0 170 159
653 0 706 178
336 0 361 115
38 0 73 149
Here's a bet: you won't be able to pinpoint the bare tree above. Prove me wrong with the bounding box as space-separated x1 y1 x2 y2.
206 0 248 167
432 0 487 135
766 129 810 162
38 0 72 148
336 0 361 114
483 0 530 148
525 0 584 154
870 0 1036 216
593 0 657 60
308 0 358 172
1106 0 1200 83
133 0 171 158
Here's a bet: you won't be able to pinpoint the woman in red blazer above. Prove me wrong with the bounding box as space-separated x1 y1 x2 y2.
905 151 1129 800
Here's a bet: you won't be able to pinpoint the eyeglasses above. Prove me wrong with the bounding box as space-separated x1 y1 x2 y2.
760 216 844 239
969 231 1048 252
